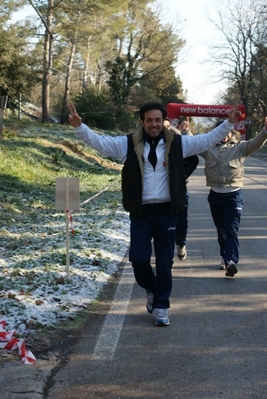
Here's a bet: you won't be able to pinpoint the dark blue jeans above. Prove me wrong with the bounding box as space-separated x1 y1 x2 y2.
208 189 243 264
129 212 177 309
176 192 189 247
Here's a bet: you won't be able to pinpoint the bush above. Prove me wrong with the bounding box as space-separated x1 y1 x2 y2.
73 87 116 130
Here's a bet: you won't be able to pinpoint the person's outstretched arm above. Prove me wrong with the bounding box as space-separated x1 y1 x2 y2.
182 101 243 158
242 116 267 157
67 104 127 161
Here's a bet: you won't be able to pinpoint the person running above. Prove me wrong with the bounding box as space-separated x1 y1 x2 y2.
68 101 241 325
199 118 267 276
164 117 199 260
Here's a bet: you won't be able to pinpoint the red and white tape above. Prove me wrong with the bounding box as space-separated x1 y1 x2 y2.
66 210 75 234
0 317 36 364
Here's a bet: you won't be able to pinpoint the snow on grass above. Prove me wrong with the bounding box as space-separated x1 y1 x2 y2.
0 199 130 336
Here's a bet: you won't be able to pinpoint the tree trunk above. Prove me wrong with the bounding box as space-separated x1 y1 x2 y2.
42 1 54 123
60 40 76 124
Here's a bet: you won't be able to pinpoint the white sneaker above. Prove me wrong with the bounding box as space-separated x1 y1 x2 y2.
178 245 187 260
225 260 238 277
219 257 225 270
152 308 170 326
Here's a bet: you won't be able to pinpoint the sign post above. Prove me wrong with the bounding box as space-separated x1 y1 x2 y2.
55 177 80 278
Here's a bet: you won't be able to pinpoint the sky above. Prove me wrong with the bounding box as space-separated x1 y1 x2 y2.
162 0 226 105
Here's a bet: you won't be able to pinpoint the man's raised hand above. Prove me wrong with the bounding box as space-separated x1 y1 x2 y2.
67 104 82 128
228 101 243 124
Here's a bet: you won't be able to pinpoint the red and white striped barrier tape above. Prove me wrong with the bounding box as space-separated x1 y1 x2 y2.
66 210 75 234
1 183 121 362
0 317 36 364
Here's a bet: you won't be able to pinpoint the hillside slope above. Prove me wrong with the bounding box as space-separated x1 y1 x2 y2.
0 121 130 347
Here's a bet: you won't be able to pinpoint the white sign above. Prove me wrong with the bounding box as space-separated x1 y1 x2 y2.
55 177 80 211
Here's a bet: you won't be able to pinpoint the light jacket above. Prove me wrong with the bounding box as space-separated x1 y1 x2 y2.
199 128 267 189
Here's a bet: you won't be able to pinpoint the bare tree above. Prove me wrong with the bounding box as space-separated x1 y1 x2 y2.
207 0 267 118
105 4 185 112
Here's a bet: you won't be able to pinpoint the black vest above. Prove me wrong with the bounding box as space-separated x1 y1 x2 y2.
121 133 187 218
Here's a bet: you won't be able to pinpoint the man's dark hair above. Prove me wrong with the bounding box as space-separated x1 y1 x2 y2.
139 102 167 121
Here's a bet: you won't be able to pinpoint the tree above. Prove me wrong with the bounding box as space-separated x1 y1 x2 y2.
105 2 185 121
0 0 25 23
250 44 267 119
207 0 267 127
0 22 40 102
74 85 115 130
27 0 131 123
4 0 185 128
26 0 67 122
54 0 130 123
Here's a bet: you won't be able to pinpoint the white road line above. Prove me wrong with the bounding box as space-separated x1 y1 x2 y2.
92 262 134 360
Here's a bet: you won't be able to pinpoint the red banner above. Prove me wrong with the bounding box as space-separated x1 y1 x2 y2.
166 103 246 119
166 103 246 134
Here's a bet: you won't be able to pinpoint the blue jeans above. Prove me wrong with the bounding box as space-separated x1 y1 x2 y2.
176 192 189 246
208 189 243 264
129 212 177 309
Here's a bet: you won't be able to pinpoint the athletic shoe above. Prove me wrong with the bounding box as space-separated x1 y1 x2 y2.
219 257 226 270
146 290 154 314
225 260 238 277
178 245 187 260
152 308 170 326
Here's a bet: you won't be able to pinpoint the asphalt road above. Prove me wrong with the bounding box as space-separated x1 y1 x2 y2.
2 155 267 399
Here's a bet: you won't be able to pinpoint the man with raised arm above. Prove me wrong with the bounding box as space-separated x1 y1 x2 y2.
68 102 241 327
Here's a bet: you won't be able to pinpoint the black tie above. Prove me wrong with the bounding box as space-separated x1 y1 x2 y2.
148 140 158 169
145 131 164 170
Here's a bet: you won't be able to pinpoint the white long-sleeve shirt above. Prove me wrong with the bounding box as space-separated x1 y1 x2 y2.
74 120 234 204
